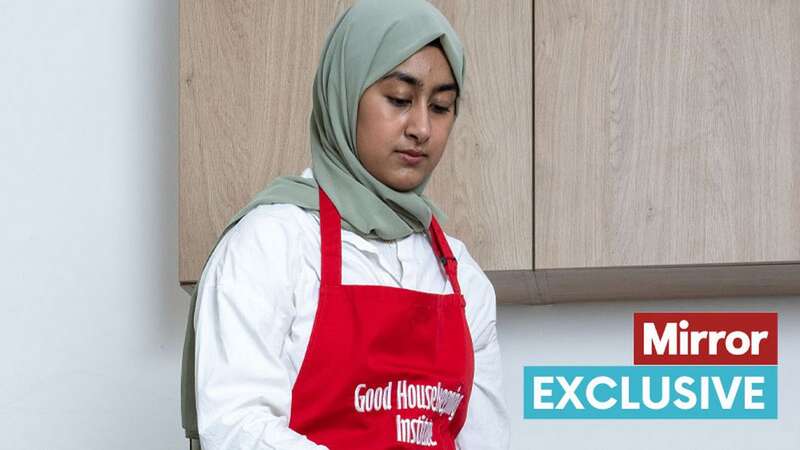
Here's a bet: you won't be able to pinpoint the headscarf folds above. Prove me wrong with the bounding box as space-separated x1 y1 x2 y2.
226 0 465 241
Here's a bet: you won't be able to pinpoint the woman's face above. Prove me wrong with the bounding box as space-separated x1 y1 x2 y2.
355 45 458 192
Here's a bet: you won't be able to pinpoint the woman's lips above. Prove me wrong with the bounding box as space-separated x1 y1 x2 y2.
396 149 426 165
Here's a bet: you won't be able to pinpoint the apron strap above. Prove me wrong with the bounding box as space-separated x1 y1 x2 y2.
428 216 462 296
319 187 342 287
319 186 462 296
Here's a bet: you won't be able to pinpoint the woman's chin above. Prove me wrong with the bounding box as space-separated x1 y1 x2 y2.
383 172 425 192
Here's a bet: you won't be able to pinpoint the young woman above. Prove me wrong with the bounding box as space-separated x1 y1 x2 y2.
180 0 510 448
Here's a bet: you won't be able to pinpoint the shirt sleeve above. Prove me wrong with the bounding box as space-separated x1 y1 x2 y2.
451 240 511 450
193 207 329 450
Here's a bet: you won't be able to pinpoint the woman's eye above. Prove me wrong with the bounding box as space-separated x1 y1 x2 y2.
386 96 451 114
387 96 411 107
432 104 452 114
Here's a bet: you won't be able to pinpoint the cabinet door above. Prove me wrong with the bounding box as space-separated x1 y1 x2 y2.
533 0 800 302
535 0 800 269
180 1 533 287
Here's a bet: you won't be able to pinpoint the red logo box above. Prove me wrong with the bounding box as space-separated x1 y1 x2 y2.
633 312 777 365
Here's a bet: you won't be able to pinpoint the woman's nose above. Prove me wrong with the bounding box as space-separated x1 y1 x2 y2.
404 103 431 144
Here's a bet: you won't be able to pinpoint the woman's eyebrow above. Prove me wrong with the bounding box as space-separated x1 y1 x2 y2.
380 70 458 95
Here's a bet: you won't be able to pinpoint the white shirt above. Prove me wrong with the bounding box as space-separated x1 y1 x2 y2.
194 168 510 450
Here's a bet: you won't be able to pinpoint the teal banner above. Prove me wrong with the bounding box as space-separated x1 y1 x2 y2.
523 365 777 419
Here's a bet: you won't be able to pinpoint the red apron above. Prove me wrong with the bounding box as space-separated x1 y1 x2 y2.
288 188 475 449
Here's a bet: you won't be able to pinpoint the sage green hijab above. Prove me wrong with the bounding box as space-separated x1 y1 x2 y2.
229 0 465 241
182 0 465 439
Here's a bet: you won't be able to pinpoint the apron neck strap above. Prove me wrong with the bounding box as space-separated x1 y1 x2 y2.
318 187 462 295
427 215 462 295
319 187 343 286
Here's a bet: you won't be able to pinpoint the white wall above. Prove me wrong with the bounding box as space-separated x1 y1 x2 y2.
1 1 186 449
1 1 797 449
499 298 800 450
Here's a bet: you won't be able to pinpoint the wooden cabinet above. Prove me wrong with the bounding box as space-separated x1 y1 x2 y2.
533 0 800 302
179 1 533 298
180 0 800 304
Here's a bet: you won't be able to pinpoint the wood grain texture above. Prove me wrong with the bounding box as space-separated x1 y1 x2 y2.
180 0 533 283
535 0 800 269
426 0 533 272
180 0 350 282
